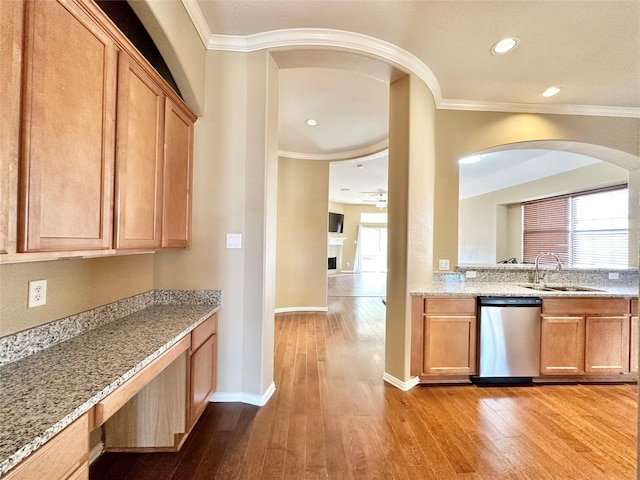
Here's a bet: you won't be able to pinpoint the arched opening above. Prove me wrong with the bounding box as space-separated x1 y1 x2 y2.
457 141 638 267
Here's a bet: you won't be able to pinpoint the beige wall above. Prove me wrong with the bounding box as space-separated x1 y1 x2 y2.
153 49 279 398
275 157 328 310
459 162 630 264
435 110 640 270
387 75 436 382
0 254 153 336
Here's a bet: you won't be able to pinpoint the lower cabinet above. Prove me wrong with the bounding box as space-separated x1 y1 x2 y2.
630 299 638 373
540 316 585 375
4 414 89 480
585 315 629 374
188 314 218 429
541 298 630 377
412 296 476 379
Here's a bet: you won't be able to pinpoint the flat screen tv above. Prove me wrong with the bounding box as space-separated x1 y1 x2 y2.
328 212 344 233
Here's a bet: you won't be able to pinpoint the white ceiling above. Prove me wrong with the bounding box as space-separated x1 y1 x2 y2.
186 0 640 203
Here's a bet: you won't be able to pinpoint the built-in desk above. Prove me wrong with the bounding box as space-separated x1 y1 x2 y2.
0 297 220 479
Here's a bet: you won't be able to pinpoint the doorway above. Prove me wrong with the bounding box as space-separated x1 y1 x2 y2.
360 226 388 273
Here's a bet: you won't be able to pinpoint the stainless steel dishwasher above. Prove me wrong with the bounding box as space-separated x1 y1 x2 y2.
474 296 542 385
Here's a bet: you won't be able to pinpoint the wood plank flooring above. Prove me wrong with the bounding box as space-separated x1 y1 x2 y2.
91 295 637 480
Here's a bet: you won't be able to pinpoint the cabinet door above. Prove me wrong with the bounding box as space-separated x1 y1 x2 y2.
631 315 638 373
585 316 629 374
540 316 585 375
0 0 23 255
423 315 476 375
114 55 164 249
189 333 217 428
162 100 195 248
4 414 88 480
19 0 116 252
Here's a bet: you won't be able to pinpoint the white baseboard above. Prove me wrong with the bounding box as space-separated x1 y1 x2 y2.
383 372 420 391
274 306 328 314
209 381 276 406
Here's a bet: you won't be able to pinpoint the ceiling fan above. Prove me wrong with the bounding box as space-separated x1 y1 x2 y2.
361 191 388 209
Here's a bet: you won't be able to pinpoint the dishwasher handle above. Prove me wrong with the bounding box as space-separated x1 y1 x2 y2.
478 296 542 307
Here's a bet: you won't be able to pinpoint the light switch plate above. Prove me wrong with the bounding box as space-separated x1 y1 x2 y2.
438 259 450 270
226 233 242 249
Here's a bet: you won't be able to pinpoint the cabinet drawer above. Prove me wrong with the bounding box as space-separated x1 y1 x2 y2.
4 414 88 480
92 336 190 428
424 297 476 315
192 313 217 352
542 298 628 316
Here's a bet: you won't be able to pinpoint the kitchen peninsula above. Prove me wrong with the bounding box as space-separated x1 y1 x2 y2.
411 265 638 385
0 290 220 479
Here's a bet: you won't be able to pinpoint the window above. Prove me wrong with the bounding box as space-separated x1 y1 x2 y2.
523 186 628 268
360 212 388 224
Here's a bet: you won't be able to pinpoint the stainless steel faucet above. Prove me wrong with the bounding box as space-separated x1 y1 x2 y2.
534 252 563 284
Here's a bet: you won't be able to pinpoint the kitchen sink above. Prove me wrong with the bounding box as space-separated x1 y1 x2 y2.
518 283 603 293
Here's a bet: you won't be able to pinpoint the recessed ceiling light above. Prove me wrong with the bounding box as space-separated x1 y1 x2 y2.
305 118 318 126
459 155 482 165
491 37 519 55
340 188 350 192
357 164 364 169
541 86 562 97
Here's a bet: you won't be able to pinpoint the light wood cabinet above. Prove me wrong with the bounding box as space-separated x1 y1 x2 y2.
585 315 629 374
18 0 117 252
189 313 218 428
630 299 638 373
0 0 23 255
4 413 88 480
162 100 195 248
114 54 165 250
541 298 630 377
412 297 476 379
1 0 196 261
540 316 585 375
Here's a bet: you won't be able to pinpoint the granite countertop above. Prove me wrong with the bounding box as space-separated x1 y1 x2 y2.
0 303 220 476
411 281 638 297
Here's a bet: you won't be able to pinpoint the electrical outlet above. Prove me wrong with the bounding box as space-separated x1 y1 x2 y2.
438 259 450 270
28 280 47 308
465 270 477 279
609 272 620 280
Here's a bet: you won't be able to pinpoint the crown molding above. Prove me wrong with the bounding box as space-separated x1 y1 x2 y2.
181 1 639 119
181 0 212 47
440 99 640 119
205 28 442 101
278 139 388 161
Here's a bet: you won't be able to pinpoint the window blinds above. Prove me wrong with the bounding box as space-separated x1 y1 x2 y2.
523 197 569 265
523 186 628 268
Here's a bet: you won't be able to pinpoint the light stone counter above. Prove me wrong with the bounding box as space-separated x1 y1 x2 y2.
411 281 638 298
0 292 220 477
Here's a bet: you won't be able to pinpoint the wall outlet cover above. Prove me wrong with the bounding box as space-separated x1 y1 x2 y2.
28 279 47 308
465 270 477 279
438 259 450 270
608 272 620 280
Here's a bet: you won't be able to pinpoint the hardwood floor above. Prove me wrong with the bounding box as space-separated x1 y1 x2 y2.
91 296 637 480
327 272 387 297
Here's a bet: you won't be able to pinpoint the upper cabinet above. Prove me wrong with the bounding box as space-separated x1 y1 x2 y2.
162 100 195 249
1 0 196 260
114 55 165 250
19 0 117 252
0 0 24 255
